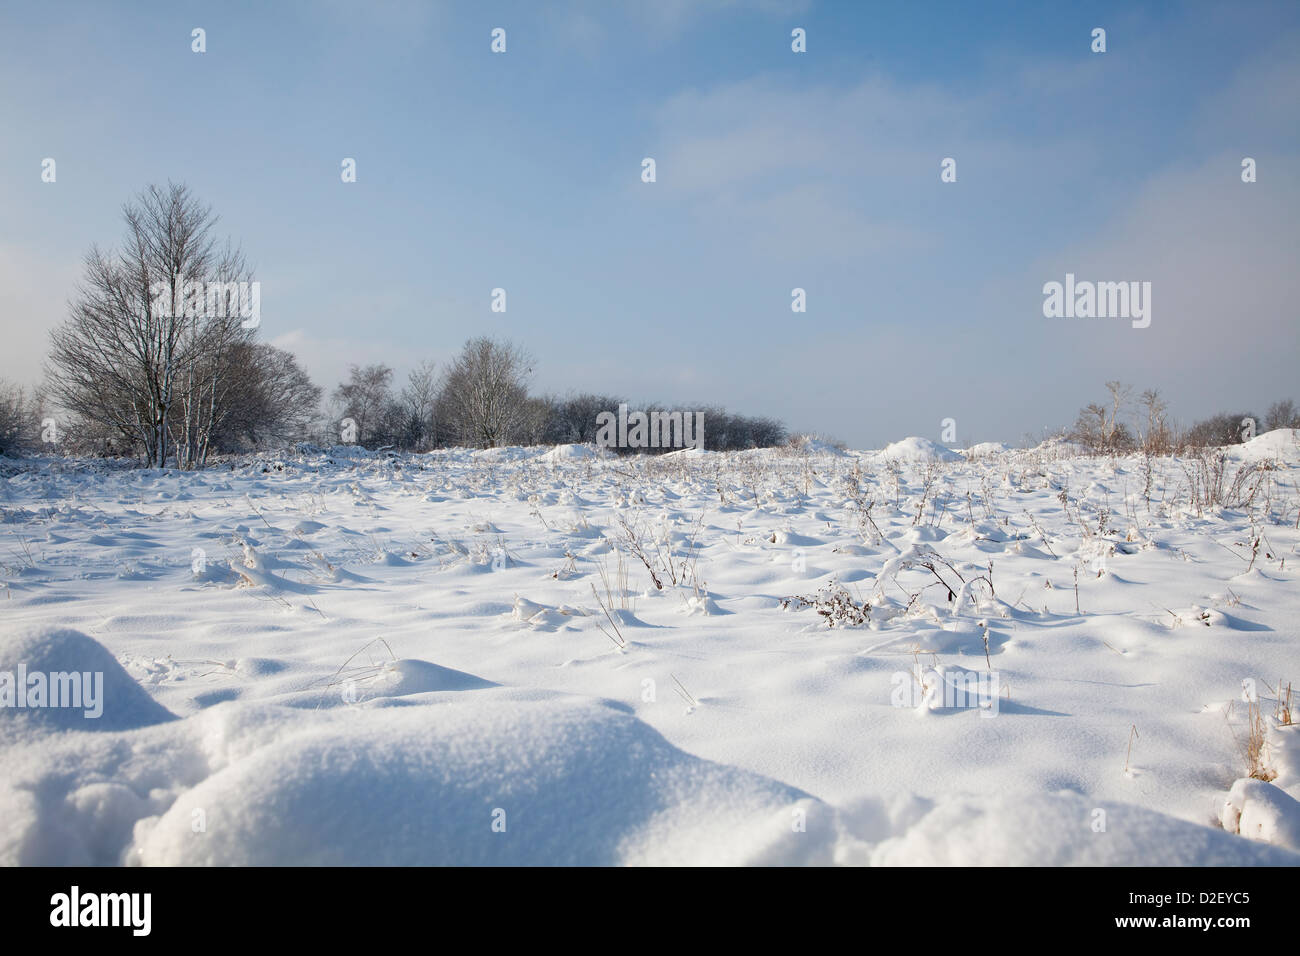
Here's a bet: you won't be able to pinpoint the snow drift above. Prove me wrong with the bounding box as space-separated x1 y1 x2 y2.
879 437 962 461
0 627 176 736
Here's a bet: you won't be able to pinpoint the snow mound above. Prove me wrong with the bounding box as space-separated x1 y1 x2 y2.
0 628 176 735
1233 428 1300 461
1219 778 1300 851
788 437 849 457
540 443 605 462
867 791 1300 865
964 441 1012 458
364 659 498 696
130 695 834 865
880 437 961 462
470 446 533 461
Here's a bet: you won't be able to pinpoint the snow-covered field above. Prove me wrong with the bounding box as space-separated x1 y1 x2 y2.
3 432 1299 866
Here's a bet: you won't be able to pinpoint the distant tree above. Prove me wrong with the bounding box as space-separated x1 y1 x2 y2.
1265 399 1299 431
1103 381 1133 451
0 381 39 456
1137 388 1172 455
749 415 788 448
550 393 625 445
516 395 560 446
332 364 401 447
1069 403 1109 453
397 360 439 451
209 344 321 452
598 403 786 453
709 411 787 450
436 338 532 448
714 409 753 450
1110 422 1136 451
1185 411 1258 448
1070 381 1134 453
58 416 125 457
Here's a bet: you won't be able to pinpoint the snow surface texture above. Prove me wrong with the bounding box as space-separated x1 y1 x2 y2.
1 431 1299 865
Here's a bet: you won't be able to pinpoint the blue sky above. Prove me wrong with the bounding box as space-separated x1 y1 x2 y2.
2 0 1297 447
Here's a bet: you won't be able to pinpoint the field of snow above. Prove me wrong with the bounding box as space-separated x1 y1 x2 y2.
3 432 1300 866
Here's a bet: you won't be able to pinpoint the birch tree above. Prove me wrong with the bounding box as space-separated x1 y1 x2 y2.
46 182 253 468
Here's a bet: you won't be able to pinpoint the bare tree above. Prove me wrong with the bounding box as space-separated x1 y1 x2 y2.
332 364 400 447
1103 381 1132 451
1070 382 1134 453
1265 399 1299 431
436 338 532 448
398 360 439 450
1185 411 1259 448
0 381 40 456
46 183 254 468
515 394 560 446
1070 402 1109 452
550 393 626 444
1137 388 1172 455
209 343 322 452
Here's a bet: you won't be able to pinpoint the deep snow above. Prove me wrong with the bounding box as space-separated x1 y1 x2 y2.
2 432 1299 865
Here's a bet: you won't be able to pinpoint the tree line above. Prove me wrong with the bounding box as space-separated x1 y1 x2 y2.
0 183 788 465
3 184 1296 465
328 353 787 454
